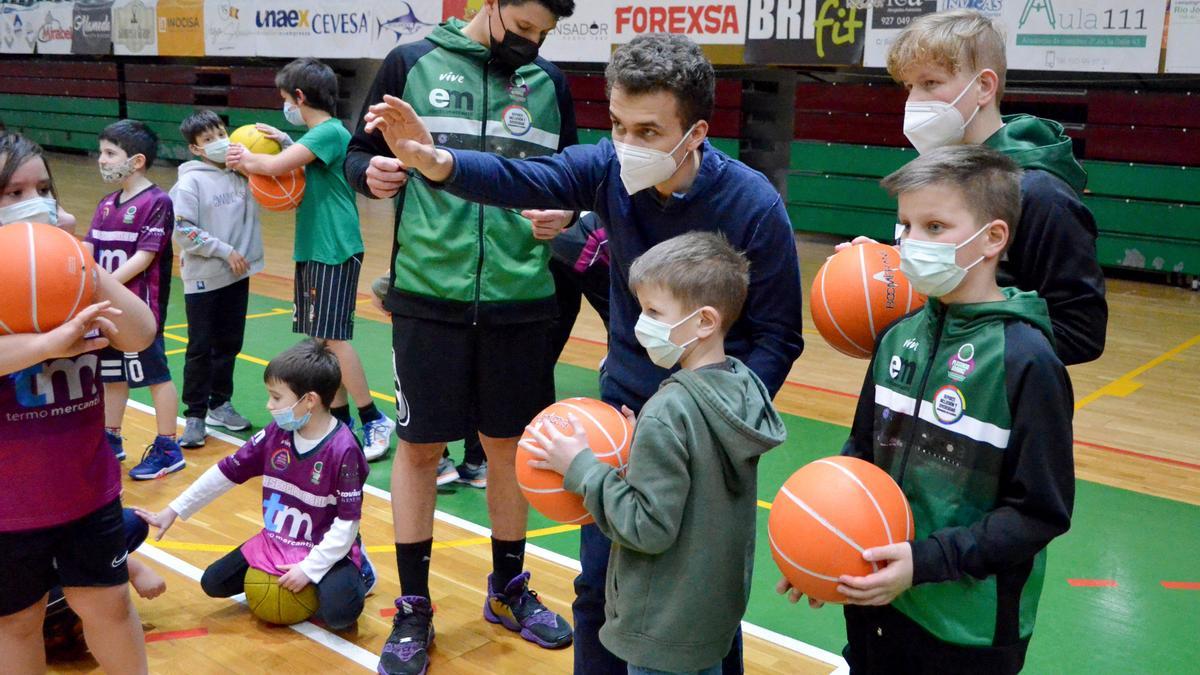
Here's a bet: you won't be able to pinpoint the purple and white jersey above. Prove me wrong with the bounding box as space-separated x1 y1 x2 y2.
218 421 368 575
85 186 174 325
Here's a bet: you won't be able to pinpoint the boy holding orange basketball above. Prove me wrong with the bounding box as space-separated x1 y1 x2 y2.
526 232 786 675
86 120 184 480
780 146 1075 675
137 339 371 630
171 110 266 448
225 58 394 461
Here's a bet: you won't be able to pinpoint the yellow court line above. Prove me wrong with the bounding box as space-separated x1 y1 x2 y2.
163 306 291 331
166 348 187 356
1075 332 1200 410
161 330 397 405
146 540 231 553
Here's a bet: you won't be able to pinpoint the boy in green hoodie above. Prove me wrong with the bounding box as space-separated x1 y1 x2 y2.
781 145 1075 675
526 231 787 675
879 9 1107 366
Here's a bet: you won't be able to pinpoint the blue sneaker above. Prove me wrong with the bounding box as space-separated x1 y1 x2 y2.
362 415 396 462
129 437 185 480
106 430 125 462
378 596 434 675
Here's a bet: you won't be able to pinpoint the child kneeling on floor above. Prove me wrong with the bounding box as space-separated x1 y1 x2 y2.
138 339 373 629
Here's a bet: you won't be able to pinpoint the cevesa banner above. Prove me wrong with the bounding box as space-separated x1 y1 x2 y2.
613 1 748 45
252 0 371 58
744 0 866 65
72 0 115 54
35 1 77 55
541 0 613 63
1000 0 1167 73
367 0 440 60
113 0 158 55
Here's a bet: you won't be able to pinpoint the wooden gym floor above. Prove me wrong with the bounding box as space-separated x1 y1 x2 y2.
41 151 1200 673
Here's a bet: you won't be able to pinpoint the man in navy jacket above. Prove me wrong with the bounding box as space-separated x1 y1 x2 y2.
365 34 803 674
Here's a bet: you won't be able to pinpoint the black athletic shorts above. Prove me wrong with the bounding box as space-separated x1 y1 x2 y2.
390 315 556 443
98 334 171 388
0 498 130 616
294 254 363 341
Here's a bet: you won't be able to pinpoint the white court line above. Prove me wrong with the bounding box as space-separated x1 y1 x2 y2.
129 400 849 674
137 539 379 671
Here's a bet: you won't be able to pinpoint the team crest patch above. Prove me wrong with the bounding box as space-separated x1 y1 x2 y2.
123 205 138 224
502 105 532 136
507 74 529 103
948 343 975 382
932 385 965 424
270 447 291 472
311 461 324 485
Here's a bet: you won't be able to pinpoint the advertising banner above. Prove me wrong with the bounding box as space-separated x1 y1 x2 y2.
156 0 204 56
613 0 748 45
72 0 115 54
1001 0 1167 73
541 0 612 63
113 0 158 55
367 0 440 60
863 0 939 68
1 4 39 54
34 1 77 55
745 0 866 65
1166 0 1200 73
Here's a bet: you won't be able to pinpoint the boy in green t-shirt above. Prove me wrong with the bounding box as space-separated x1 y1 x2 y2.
227 57 395 460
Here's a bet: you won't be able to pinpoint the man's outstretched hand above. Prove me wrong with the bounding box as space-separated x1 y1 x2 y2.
364 95 452 182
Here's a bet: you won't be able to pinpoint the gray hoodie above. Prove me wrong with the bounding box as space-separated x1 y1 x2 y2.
564 357 787 672
169 160 264 294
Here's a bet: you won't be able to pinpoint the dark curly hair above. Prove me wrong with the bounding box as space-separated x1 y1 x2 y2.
605 34 715 129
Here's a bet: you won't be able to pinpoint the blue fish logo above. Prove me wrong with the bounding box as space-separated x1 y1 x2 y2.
376 1 435 43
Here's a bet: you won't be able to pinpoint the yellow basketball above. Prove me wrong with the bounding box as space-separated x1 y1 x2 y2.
229 125 282 155
243 567 319 625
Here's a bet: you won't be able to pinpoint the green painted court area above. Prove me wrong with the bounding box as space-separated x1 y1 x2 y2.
133 283 1200 673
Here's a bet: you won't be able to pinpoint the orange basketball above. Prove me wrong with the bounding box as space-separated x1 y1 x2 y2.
810 241 925 359
0 222 97 335
768 456 913 604
517 397 633 524
249 169 305 211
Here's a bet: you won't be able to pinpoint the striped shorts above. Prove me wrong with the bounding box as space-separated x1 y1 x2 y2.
293 253 363 341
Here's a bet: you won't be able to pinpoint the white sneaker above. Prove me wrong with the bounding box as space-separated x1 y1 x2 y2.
362 415 396 461
436 455 460 486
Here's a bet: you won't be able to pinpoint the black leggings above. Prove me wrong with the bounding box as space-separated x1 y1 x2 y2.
201 545 365 631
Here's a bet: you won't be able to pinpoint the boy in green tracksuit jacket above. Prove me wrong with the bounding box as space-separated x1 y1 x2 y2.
781 146 1075 675
346 3 581 671
527 232 787 675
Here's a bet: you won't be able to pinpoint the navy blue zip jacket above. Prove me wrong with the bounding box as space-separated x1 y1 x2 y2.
435 138 804 409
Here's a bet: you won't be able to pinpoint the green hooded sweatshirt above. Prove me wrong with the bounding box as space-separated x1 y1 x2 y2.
344 19 578 324
564 357 787 672
844 288 1075 649
984 114 1087 194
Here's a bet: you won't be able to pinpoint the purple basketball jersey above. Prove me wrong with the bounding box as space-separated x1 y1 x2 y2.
218 422 368 575
85 186 174 325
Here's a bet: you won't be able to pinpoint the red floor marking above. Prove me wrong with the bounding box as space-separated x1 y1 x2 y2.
1162 582 1200 590
1067 579 1118 588
380 607 397 618
145 627 209 643
1074 440 1200 472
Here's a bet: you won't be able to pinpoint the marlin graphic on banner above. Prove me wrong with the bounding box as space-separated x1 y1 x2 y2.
376 1 435 43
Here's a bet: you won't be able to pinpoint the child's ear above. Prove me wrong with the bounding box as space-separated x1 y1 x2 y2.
697 306 721 339
188 143 203 158
977 69 1001 108
131 153 147 171
984 219 1009 257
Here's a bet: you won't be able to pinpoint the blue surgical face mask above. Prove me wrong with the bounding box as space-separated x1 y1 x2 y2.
899 224 989 297
283 102 305 127
271 398 311 432
634 308 701 369
203 137 230 163
0 196 58 226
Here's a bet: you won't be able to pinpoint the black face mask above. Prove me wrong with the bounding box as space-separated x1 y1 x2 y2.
491 7 540 70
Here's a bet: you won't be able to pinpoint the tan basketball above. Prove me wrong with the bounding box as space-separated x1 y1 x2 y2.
810 241 925 358
249 169 306 211
516 398 633 524
0 222 97 335
768 456 913 604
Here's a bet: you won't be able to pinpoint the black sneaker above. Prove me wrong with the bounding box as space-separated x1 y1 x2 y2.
378 595 434 675
483 572 572 649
